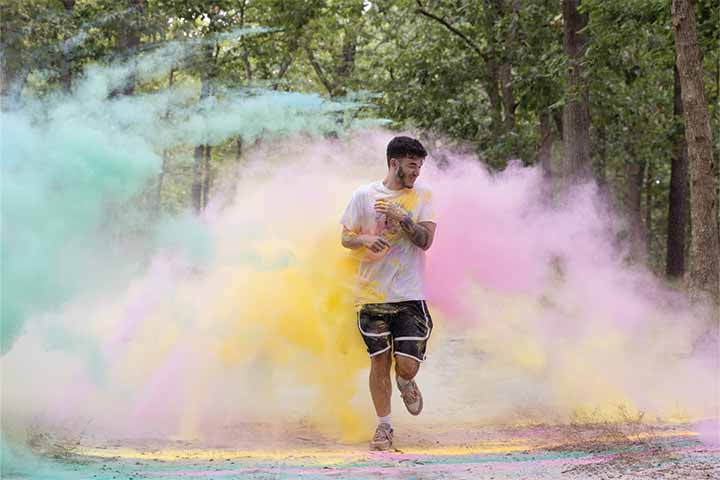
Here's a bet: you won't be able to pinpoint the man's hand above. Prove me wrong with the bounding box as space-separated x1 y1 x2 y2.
361 234 391 253
374 199 407 222
342 227 390 252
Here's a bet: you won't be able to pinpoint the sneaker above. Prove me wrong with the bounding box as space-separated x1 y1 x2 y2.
369 423 393 451
397 376 423 416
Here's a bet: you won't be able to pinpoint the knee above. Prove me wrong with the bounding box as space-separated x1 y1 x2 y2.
370 350 392 374
395 355 419 380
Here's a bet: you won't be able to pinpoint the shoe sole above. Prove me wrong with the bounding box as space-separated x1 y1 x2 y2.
400 381 423 416
407 394 423 416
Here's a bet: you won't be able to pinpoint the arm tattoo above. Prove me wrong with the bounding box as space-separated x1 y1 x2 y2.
400 215 429 249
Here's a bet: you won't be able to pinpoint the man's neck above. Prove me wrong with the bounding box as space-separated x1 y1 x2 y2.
382 176 404 191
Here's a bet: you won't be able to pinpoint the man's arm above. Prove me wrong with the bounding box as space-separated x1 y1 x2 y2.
373 200 436 251
342 226 391 252
399 217 436 251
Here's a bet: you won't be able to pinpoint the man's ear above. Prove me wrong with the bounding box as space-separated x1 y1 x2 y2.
388 158 398 169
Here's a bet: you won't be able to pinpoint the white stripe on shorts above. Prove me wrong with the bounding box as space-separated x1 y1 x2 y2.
369 345 392 357
394 301 431 341
357 310 391 337
394 351 425 363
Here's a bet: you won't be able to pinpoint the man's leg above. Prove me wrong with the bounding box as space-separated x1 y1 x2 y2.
358 304 395 451
370 350 392 417
391 301 432 416
395 354 419 382
369 350 394 450
394 355 423 415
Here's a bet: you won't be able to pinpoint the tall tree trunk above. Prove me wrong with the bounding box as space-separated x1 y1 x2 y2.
111 0 144 97
672 0 720 306
235 137 244 162
156 151 170 216
192 145 205 213
485 64 504 136
203 146 212 208
0 12 29 108
538 109 553 177
645 160 654 254
499 64 515 133
666 65 689 279
498 0 519 135
59 0 76 93
482 0 505 137
156 69 175 217
238 0 253 82
594 124 609 192
192 43 215 214
553 109 564 141
333 20 360 98
561 0 591 179
625 149 646 262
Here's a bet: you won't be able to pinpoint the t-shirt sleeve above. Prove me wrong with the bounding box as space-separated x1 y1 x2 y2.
340 190 363 232
417 189 437 224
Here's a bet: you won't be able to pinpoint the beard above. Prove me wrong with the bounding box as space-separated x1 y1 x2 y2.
396 166 414 189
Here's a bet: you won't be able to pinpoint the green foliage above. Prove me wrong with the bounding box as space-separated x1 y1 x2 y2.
3 0 718 272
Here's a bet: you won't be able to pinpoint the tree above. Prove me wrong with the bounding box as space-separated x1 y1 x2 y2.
1 2 35 107
110 0 146 97
561 0 591 179
5 0 716 285
303 0 365 98
59 0 76 93
672 0 719 306
666 65 689 278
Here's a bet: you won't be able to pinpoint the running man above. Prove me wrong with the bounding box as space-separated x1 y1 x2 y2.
340 136 437 450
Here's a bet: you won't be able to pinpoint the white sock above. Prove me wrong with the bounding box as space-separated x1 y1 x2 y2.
378 414 392 427
396 375 410 388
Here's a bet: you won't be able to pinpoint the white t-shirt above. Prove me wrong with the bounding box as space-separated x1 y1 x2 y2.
340 180 437 307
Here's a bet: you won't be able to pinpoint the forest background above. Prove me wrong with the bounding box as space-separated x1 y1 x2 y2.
2 0 718 306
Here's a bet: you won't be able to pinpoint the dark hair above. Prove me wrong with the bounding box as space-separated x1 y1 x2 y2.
386 136 427 166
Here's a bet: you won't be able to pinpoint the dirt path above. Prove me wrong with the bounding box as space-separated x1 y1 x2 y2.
8 423 718 479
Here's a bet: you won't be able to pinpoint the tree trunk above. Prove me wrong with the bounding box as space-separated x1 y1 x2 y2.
538 109 553 177
594 124 609 192
561 0 591 179
235 136 244 162
156 151 169 214
499 64 515 133
203 145 212 208
645 159 654 254
672 0 720 305
333 22 359 97
111 0 144 97
192 43 215 214
156 69 175 217
0 12 29 108
192 145 206 213
481 0 505 137
59 0 76 93
666 65 689 279
498 0 519 135
485 64 504 136
625 152 647 262
553 109 564 141
238 0 253 82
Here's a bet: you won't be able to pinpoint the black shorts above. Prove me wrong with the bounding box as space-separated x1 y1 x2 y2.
357 301 433 363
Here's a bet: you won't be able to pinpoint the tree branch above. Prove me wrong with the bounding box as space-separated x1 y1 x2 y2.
304 45 336 96
415 1 488 62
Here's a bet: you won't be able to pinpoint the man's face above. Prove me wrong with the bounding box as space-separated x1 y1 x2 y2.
392 156 424 188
